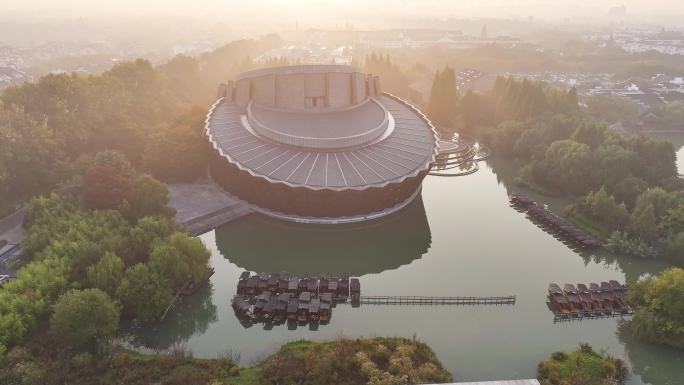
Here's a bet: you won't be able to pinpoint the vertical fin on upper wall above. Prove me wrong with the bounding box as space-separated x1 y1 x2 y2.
373 76 382 95
235 78 251 108
226 80 235 102
367 74 376 97
217 83 227 100
352 72 367 104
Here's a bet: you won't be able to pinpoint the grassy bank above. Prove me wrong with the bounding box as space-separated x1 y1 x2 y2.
0 337 452 385
565 212 614 240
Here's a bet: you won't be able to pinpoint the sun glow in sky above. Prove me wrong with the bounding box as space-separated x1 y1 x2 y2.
4 0 684 19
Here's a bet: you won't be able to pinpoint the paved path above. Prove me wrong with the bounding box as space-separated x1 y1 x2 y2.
167 183 251 235
0 208 26 255
0 208 26 276
427 380 540 385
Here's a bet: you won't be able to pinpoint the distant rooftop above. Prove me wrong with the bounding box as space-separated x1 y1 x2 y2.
236 64 362 80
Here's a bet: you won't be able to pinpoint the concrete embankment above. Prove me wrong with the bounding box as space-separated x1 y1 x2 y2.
167 183 251 236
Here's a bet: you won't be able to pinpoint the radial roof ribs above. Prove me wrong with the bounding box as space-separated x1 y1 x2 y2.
206 94 437 191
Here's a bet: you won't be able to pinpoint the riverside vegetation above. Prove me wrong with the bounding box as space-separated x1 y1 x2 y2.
2 34 683 382
0 150 212 356
537 343 628 385
425 73 684 351
0 337 452 385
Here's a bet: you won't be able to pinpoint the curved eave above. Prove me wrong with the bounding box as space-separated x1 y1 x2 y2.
204 93 438 192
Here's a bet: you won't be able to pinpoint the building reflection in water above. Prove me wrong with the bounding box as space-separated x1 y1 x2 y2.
214 194 432 276
127 194 431 347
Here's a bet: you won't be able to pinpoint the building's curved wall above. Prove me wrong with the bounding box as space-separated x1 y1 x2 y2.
251 75 276 107
210 151 428 218
246 101 390 150
229 65 377 111
275 74 306 109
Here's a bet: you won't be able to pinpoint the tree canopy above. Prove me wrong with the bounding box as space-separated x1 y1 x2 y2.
50 289 120 351
426 66 459 127
0 152 211 355
627 268 684 349
537 343 628 385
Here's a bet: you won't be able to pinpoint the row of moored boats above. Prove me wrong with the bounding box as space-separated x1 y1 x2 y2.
510 194 601 249
547 281 632 318
232 272 360 324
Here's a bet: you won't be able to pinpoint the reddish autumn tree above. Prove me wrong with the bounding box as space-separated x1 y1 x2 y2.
82 164 132 210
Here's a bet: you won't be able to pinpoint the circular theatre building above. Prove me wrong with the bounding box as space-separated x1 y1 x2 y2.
206 65 438 222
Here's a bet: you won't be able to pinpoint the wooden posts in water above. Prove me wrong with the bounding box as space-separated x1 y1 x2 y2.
356 295 516 305
509 194 601 249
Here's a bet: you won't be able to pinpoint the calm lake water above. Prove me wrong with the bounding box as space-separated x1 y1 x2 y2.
133 156 684 385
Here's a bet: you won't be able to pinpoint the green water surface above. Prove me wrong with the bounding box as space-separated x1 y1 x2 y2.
133 156 684 385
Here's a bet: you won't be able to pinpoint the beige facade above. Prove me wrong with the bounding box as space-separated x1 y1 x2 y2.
223 65 382 111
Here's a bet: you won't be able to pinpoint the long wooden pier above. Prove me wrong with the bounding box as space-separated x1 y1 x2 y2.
354 295 516 305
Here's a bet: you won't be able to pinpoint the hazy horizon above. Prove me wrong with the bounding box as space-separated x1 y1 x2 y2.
2 0 684 23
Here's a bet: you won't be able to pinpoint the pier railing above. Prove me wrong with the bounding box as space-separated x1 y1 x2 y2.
351 295 516 305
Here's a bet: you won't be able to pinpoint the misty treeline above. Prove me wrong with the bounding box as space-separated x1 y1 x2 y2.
0 34 283 215
429 75 684 349
394 41 684 79
431 75 684 265
362 53 411 97
0 35 292 358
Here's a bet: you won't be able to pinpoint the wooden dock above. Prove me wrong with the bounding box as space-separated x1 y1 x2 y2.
426 380 540 385
552 309 634 323
355 295 516 305
509 194 601 249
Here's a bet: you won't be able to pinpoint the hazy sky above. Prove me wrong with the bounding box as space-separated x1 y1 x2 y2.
3 0 684 19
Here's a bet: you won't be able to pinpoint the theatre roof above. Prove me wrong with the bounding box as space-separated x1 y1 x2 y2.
205 94 438 191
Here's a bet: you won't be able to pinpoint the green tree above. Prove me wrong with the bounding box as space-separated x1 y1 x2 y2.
514 129 545 159
426 67 459 127
633 187 681 221
542 139 595 194
50 289 120 351
537 343 628 385
458 90 477 129
654 100 684 129
659 204 684 237
86 252 125 296
149 232 210 290
121 174 175 222
0 104 62 208
94 150 136 177
585 94 639 125
142 108 210 183
609 176 648 209
593 143 641 187
116 264 173 323
625 135 677 184
627 268 684 348
124 216 174 265
665 232 684 265
630 203 659 242
575 187 629 229
81 164 132 210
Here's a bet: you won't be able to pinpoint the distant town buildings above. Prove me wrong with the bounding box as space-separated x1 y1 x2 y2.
0 64 32 90
408 68 497 106
256 45 353 65
587 75 684 112
0 35 227 90
357 29 518 50
584 28 684 56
